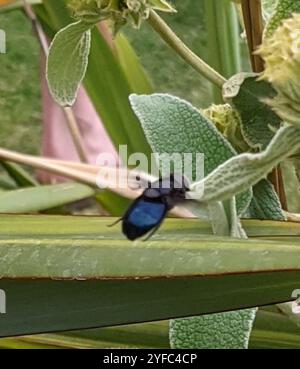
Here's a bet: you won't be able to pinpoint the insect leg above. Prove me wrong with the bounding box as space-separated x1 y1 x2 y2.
107 218 122 227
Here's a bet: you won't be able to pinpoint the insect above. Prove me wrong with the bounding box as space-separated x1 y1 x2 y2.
114 173 189 241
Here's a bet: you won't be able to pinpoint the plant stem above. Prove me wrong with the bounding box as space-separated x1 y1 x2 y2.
63 107 89 163
147 10 226 89
241 0 264 72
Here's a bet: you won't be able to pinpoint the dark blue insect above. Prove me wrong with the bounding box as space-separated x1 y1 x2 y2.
118 174 189 241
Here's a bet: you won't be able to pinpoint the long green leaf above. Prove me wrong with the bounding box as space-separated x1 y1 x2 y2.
3 308 300 349
0 215 299 337
250 309 300 349
0 183 94 212
115 33 153 95
204 0 241 103
0 322 169 349
1 161 39 188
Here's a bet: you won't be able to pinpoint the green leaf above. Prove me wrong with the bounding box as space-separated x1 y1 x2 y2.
129 93 252 215
247 179 285 221
64 321 169 348
3 309 300 349
170 309 257 349
250 308 300 349
0 183 94 213
278 302 300 329
0 215 300 337
190 124 300 204
46 21 91 106
0 179 17 191
37 0 71 32
0 338 57 349
204 0 242 81
84 27 152 157
0 321 170 349
223 73 281 149
1 161 39 188
115 33 153 94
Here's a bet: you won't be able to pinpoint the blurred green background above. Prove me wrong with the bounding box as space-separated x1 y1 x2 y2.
0 10 41 155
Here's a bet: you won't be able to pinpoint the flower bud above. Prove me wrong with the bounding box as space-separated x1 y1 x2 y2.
203 104 250 152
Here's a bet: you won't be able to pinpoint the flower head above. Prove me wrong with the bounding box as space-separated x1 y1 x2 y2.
203 104 250 153
68 0 175 31
257 13 300 126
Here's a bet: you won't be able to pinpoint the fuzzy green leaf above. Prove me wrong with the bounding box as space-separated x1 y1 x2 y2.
223 73 281 150
170 309 257 349
247 179 285 221
190 124 300 204
46 21 91 106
